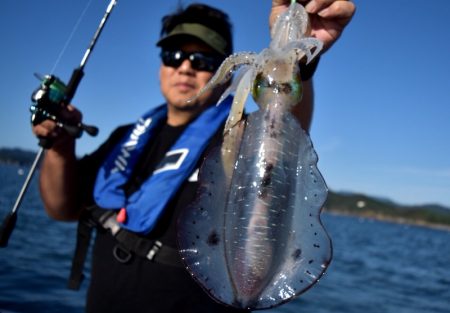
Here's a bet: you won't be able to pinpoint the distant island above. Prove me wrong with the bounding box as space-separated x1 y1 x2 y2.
325 191 450 231
0 147 37 166
1 147 450 230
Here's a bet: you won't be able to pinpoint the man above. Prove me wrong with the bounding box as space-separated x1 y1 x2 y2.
33 1 355 312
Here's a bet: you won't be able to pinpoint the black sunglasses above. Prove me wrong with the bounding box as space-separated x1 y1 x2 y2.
160 50 223 72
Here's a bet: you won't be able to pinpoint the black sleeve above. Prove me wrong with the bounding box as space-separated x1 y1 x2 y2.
77 124 132 206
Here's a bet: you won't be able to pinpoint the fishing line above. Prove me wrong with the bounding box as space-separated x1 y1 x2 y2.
0 0 117 248
50 0 94 74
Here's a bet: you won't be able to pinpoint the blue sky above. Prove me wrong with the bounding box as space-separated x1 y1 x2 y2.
1 0 449 207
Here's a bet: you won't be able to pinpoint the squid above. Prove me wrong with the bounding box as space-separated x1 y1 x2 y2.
177 2 331 310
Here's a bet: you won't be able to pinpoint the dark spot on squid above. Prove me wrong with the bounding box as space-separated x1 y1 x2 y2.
197 186 207 194
308 259 314 264
192 220 196 225
273 209 282 218
258 189 268 199
261 163 273 187
261 163 274 188
292 249 302 260
196 235 200 239
313 244 320 248
207 231 220 246
306 270 312 275
314 232 318 236
268 120 278 138
300 279 304 283
278 82 292 94
270 118 276 129
261 174 272 187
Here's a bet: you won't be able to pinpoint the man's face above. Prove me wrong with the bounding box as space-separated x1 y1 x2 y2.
159 41 221 116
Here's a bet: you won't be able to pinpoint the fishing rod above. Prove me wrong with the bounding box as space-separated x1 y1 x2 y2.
0 0 117 247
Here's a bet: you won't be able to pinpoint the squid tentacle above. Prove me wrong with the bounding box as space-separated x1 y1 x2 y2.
223 67 255 133
217 65 252 106
302 38 323 63
289 38 323 63
188 52 257 104
300 38 323 64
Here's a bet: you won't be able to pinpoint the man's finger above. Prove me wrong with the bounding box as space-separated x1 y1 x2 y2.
316 0 356 21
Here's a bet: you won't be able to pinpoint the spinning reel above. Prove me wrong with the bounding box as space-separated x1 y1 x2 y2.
0 0 117 247
30 74 98 147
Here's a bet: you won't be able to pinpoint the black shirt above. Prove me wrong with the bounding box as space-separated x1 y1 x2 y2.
77 122 246 313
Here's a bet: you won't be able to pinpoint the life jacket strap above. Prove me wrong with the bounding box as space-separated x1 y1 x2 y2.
68 209 95 290
68 206 184 290
102 211 183 267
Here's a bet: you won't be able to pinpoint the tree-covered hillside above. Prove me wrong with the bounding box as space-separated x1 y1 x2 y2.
0 147 36 166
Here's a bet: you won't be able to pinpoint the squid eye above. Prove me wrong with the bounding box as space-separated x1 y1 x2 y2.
252 73 270 100
252 70 304 107
290 70 303 100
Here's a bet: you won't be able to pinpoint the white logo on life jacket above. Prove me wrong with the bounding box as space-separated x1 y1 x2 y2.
188 168 199 182
153 148 189 174
111 117 152 174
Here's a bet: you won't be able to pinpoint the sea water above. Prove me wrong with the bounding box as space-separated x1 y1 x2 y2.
0 164 449 313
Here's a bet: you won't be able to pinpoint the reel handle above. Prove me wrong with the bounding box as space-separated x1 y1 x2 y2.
81 123 99 136
61 121 99 138
37 121 99 149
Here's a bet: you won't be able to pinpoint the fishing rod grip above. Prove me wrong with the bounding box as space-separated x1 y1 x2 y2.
38 137 53 149
65 67 84 104
64 67 101 138
0 212 17 247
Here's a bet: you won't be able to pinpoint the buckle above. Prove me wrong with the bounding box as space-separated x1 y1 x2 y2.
113 244 132 263
99 211 121 236
146 240 163 261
